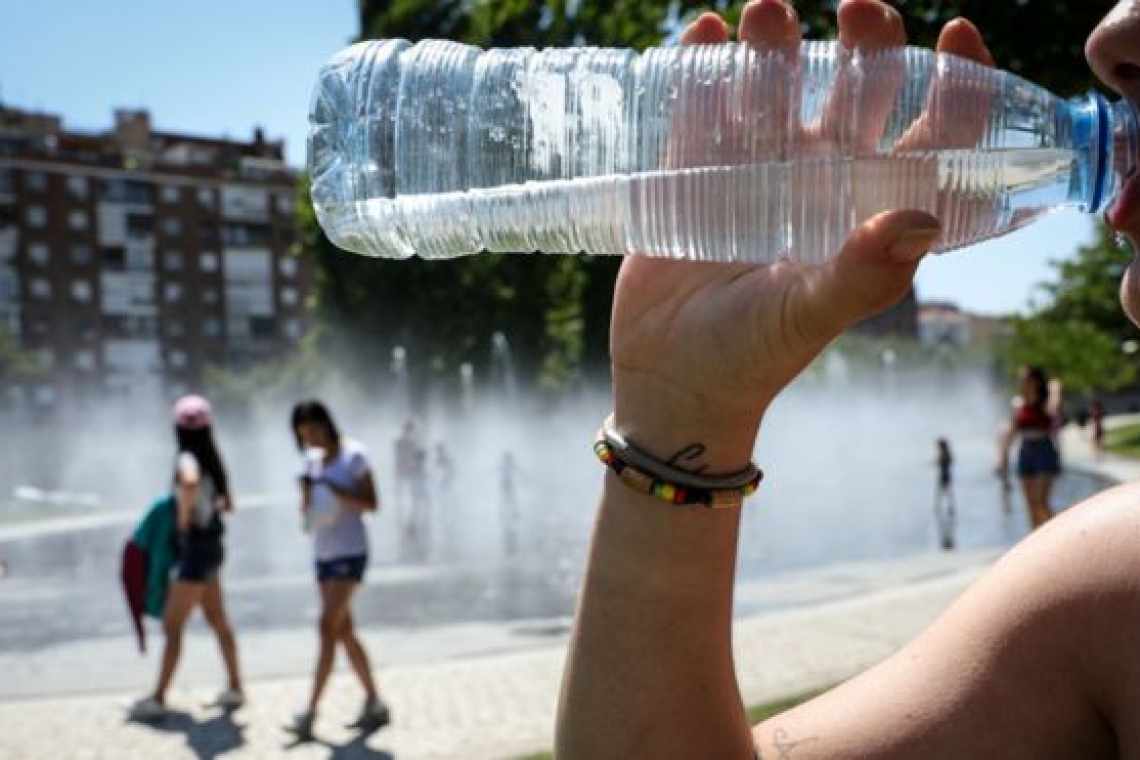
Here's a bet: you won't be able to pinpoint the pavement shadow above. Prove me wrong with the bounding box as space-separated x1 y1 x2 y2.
282 725 394 759
131 708 246 759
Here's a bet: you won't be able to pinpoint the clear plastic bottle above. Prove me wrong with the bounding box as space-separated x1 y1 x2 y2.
308 39 1139 264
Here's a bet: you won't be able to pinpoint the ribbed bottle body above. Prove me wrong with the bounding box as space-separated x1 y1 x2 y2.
309 40 1119 262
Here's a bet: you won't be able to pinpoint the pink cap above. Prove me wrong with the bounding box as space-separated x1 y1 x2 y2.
173 394 213 429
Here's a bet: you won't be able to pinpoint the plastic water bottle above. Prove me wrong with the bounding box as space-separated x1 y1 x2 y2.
308 39 1139 264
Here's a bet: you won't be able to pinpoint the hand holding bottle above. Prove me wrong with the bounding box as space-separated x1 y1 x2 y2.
609 0 995 469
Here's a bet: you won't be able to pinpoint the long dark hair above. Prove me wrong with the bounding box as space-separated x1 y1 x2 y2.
175 425 230 498
1023 365 1049 412
290 399 341 452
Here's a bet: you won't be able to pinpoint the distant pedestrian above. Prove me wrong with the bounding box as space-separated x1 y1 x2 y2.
394 419 430 560
286 400 390 740
934 438 956 551
500 451 520 556
128 395 245 721
434 442 457 555
435 442 455 492
1089 396 1107 458
998 366 1062 529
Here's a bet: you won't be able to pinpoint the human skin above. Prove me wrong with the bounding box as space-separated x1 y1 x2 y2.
556 1 1140 758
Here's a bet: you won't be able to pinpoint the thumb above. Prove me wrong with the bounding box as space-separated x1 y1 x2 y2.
803 209 942 336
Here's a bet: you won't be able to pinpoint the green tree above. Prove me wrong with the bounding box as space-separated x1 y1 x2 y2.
1003 223 1137 394
303 0 1113 397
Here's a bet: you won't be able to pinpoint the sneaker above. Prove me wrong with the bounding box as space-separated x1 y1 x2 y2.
211 688 245 710
284 709 316 740
347 696 391 730
126 695 167 722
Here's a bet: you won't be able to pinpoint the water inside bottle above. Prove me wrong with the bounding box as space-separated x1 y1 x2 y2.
322 147 1077 263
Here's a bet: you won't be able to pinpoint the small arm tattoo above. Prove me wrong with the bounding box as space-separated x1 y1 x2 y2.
771 727 817 759
667 442 709 472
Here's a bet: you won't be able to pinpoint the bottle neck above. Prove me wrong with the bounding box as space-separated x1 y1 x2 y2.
1073 92 1139 213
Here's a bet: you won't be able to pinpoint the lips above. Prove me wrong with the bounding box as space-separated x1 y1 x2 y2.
1108 169 1140 237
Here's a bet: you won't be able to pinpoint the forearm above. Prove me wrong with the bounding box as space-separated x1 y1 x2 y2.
326 482 377 512
557 432 756 758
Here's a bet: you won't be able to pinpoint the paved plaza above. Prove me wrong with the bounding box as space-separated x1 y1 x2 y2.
0 421 1128 760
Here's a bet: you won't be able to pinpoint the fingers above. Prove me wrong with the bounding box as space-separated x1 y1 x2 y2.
679 12 729 45
733 1 802 160
935 17 994 66
796 209 942 337
817 0 907 152
738 0 800 59
836 0 906 51
895 17 996 151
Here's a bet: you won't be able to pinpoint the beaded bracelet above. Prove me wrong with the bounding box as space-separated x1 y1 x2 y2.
593 421 762 509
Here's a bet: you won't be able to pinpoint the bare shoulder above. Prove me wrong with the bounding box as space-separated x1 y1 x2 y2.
751 482 1140 759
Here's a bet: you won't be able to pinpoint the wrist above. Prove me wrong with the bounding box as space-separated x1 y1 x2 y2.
612 372 764 474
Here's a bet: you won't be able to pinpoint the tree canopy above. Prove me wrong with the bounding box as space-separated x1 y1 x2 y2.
1005 223 1138 395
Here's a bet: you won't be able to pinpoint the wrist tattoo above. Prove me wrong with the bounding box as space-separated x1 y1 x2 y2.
666 442 708 473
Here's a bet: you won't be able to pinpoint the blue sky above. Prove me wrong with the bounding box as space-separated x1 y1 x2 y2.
0 0 1101 316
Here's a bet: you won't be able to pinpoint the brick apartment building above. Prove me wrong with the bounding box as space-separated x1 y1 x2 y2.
0 105 310 410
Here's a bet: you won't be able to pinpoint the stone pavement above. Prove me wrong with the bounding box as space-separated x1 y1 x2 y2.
0 420 1133 760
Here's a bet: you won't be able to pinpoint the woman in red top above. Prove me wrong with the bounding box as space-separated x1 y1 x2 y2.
998 366 1062 529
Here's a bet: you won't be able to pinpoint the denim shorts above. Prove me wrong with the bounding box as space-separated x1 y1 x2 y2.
177 541 224 583
1017 437 1060 478
315 554 368 583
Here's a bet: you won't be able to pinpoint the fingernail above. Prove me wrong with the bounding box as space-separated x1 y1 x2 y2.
888 228 941 262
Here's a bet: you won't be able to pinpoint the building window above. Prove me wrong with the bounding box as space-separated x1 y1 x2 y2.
34 385 57 406
275 194 294 215
67 176 88 200
100 247 125 268
165 282 183 302
203 318 222 338
0 169 13 196
73 318 96 341
167 320 185 337
26 206 47 228
71 280 93 302
25 171 47 192
161 185 181 204
126 213 154 238
198 188 215 208
28 243 50 266
162 217 182 236
202 288 219 305
284 318 302 340
69 243 93 266
0 273 17 302
74 350 95 372
279 258 298 277
281 287 298 306
126 244 154 269
69 210 89 231
200 252 219 272
30 278 51 299
168 350 188 369
163 250 184 271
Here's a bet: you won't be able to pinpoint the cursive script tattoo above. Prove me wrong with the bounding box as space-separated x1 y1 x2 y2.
667 442 708 472
772 727 818 759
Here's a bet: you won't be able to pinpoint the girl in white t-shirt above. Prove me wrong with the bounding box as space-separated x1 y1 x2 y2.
286 399 389 738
